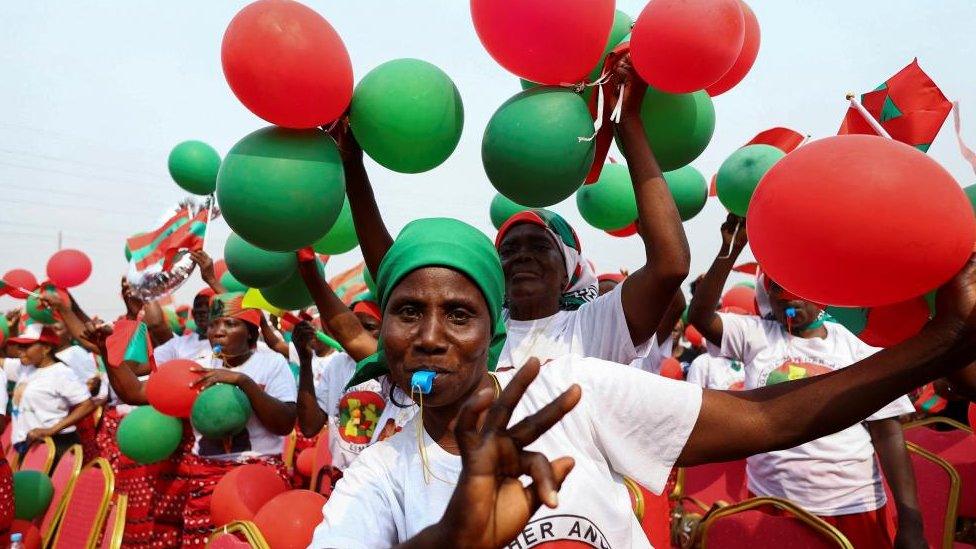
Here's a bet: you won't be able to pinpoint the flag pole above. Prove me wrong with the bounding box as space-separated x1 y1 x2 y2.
846 93 892 139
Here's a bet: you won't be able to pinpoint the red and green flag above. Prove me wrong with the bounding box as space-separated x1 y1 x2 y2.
329 262 369 305
106 319 155 370
838 59 951 152
126 207 209 272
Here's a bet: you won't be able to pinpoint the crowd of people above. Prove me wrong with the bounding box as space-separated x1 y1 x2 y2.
1 58 975 549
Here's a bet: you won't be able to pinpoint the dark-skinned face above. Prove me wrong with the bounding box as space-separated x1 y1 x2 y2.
20 342 54 367
192 295 211 335
497 224 567 307
767 280 822 329
208 317 251 355
355 311 382 341
381 267 492 409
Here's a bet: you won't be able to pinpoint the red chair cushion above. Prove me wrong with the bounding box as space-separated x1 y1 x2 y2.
707 509 840 548
19 444 49 473
40 451 79 535
52 468 107 549
208 532 252 548
685 459 748 507
904 426 976 517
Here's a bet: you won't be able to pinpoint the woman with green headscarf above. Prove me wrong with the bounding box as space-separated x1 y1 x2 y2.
335 57 688 372
311 215 976 548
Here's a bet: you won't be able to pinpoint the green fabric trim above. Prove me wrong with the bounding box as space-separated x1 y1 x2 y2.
880 96 902 122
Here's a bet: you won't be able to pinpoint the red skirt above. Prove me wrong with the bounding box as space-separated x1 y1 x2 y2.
177 453 288 547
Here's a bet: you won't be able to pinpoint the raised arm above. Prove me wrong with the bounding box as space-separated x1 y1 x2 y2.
42 293 97 352
259 314 291 358
296 250 377 362
611 57 691 347
678 257 976 466
143 300 174 346
84 322 149 405
327 120 393 278
656 291 686 346
292 321 328 438
190 250 226 294
192 365 297 436
687 214 748 347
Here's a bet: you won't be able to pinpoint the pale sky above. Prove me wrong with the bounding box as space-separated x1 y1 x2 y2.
1 1 974 316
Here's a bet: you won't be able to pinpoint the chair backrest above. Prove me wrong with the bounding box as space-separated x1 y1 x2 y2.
98 493 127 549
40 444 84 546
700 497 853 549
282 429 297 473
903 442 960 549
51 457 114 549
19 437 56 474
679 459 748 509
623 477 670 549
207 520 271 549
309 428 332 494
903 417 976 518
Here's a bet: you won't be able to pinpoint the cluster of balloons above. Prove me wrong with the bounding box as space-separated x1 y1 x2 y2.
1 249 93 326
223 233 327 311
211 464 325 548
117 360 253 464
827 296 932 348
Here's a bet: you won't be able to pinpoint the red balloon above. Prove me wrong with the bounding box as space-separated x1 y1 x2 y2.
2 269 38 299
660 357 684 380
46 249 92 289
295 447 314 477
684 324 704 349
721 286 758 315
857 297 930 348
748 135 975 307
222 0 353 129
9 519 43 549
719 305 749 315
145 360 204 418
471 0 615 85
706 0 760 96
254 490 327 549
968 403 975 432
631 0 745 93
606 221 638 238
211 464 290 527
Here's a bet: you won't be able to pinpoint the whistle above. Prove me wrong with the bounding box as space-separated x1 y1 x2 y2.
411 371 436 395
785 307 797 319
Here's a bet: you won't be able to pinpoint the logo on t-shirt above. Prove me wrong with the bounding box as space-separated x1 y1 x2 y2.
337 390 386 444
765 360 833 386
505 515 610 548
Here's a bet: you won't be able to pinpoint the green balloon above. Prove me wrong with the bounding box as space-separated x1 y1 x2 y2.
490 194 531 230
736 281 756 289
350 59 463 174
0 315 8 341
483 88 595 207
576 164 636 231
168 141 221 196
964 184 976 213
521 9 633 102
220 271 249 293
632 87 715 172
13 470 53 520
825 306 868 335
260 258 324 311
26 294 56 325
224 233 297 289
716 144 786 216
313 198 358 255
664 165 708 221
117 406 184 464
190 384 252 439
216 127 345 252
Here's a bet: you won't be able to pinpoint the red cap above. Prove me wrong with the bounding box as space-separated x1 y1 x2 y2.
9 324 60 346
352 300 382 322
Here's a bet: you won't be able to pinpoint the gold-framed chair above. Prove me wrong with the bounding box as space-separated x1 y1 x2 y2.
207 520 271 549
19 436 57 474
903 442 961 549
903 416 975 521
698 497 853 548
40 443 85 547
282 429 297 473
98 493 128 549
50 457 115 549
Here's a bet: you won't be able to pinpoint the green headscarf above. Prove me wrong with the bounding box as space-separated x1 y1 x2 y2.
346 218 507 388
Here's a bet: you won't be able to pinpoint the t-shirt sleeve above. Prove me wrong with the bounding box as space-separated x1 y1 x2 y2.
572 284 649 364
59 370 92 407
262 354 298 403
3 358 22 383
546 357 703 494
310 445 400 548
685 355 709 388
719 313 769 365
866 395 916 421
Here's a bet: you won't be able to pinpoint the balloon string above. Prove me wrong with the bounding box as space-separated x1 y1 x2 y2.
953 101 976 177
578 84 605 143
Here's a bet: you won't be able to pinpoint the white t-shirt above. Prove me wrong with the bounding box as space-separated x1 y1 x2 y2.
55 345 107 400
368 286 653 448
289 344 337 390
685 353 745 391
10 363 91 444
631 335 675 375
313 353 387 470
311 355 703 549
191 349 298 461
719 313 915 515
153 332 211 364
3 358 24 384
499 285 649 370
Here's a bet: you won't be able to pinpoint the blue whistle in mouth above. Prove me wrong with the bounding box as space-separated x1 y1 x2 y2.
785 307 797 319
411 371 436 395
213 344 223 354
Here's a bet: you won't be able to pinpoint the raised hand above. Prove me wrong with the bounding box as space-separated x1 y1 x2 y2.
120 277 143 319
934 253 976 335
189 250 217 281
325 117 363 164
607 53 648 123
428 359 581 549
720 213 748 255
291 321 316 364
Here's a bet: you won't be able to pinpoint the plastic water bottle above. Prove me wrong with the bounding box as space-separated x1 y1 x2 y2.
10 532 24 549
